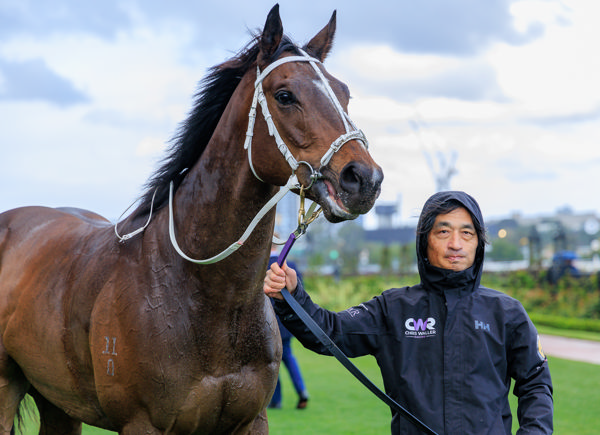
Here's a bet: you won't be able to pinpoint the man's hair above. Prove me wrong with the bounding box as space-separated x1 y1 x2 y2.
417 198 488 260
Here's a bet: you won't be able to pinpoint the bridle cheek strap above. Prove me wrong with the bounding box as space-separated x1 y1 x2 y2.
243 49 368 184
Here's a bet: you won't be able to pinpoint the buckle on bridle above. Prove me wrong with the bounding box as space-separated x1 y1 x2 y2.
294 183 322 238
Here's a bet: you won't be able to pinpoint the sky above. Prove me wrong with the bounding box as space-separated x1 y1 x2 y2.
1 0 599 226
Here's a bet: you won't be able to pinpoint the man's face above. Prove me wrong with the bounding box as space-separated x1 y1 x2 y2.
427 207 478 271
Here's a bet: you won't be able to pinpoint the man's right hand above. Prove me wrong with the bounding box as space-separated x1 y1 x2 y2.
264 261 298 300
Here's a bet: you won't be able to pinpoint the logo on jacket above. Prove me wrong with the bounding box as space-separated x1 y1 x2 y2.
404 317 437 337
474 320 490 332
345 304 368 318
537 334 546 361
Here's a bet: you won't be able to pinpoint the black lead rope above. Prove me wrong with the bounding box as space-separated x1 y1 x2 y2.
276 233 438 435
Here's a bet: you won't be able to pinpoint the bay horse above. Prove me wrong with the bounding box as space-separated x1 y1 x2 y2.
0 5 383 434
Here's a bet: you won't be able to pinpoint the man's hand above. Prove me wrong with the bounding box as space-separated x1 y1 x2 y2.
264 261 298 300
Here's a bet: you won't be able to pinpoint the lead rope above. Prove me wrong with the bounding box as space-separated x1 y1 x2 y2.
275 228 438 435
114 187 158 242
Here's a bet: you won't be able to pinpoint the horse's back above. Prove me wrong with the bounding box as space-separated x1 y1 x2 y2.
0 205 110 252
56 207 112 227
0 205 111 299
0 203 114 324
0 204 113 335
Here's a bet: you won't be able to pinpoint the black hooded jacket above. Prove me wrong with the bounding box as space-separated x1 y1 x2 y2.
273 191 553 434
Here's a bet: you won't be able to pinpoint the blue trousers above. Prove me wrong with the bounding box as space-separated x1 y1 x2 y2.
271 338 307 405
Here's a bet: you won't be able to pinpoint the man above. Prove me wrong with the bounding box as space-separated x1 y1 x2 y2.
264 191 553 434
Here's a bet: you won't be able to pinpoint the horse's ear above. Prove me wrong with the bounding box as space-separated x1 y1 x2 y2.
258 4 283 69
304 11 337 62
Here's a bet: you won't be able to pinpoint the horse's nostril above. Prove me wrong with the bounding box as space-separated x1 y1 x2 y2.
339 163 363 194
339 162 383 197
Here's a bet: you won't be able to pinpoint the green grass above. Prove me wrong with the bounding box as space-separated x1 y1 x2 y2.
537 324 600 342
272 343 600 435
80 426 113 435
533 356 600 434
16 340 600 434
267 343 390 434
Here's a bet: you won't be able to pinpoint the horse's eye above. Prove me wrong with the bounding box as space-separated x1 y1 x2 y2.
274 90 296 106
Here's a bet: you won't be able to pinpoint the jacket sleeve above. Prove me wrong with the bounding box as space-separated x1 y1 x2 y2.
508 308 554 434
272 279 383 358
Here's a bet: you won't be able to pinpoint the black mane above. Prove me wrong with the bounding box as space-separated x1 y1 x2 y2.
134 34 301 218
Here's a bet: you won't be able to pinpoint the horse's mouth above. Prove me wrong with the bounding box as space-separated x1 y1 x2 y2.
310 178 359 223
298 160 382 223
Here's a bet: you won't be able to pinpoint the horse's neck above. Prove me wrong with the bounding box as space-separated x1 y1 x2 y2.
164 135 278 295
143 77 280 301
184 139 273 223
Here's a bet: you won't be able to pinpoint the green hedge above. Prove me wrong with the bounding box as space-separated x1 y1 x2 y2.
530 312 600 333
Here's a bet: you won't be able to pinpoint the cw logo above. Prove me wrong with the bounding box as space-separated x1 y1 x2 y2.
405 317 436 331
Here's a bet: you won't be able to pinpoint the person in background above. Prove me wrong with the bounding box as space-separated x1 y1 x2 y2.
547 250 580 284
268 243 309 410
264 191 553 434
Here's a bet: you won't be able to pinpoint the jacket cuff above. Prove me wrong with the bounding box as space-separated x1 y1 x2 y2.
272 279 307 317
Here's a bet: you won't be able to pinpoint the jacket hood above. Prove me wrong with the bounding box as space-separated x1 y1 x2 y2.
416 191 485 293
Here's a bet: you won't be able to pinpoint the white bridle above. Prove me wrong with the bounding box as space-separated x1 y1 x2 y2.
117 47 370 264
244 48 368 185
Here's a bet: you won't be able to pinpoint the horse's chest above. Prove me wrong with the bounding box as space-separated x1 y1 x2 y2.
172 364 278 433
96 299 281 432
163 308 281 432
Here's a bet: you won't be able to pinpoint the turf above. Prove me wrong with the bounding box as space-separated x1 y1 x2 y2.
270 343 600 434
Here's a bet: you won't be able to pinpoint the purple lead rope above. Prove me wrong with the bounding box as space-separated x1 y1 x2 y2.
276 233 297 267
273 231 438 435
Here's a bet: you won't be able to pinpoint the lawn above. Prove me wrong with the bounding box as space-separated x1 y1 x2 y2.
16 341 600 434
269 343 599 434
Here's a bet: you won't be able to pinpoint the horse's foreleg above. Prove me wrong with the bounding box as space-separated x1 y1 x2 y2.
243 409 269 435
29 389 82 435
0 339 29 435
119 419 162 435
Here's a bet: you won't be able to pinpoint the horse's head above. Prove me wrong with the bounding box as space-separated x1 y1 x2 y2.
246 5 383 223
